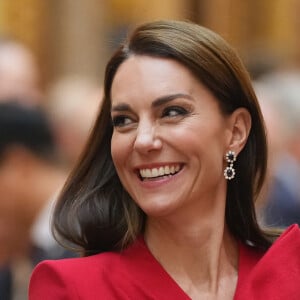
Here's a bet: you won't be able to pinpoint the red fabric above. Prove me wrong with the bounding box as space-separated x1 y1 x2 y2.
234 224 300 300
29 238 190 300
29 225 300 299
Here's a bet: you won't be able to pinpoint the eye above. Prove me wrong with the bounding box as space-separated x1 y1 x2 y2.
162 106 189 118
111 115 133 127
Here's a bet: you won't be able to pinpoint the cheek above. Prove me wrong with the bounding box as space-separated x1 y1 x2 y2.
111 134 135 195
177 123 226 166
111 133 121 168
111 132 130 171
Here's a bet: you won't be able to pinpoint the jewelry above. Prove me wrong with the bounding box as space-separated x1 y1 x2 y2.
224 150 236 180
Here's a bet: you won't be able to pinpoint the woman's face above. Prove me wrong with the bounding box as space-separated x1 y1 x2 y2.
111 55 233 218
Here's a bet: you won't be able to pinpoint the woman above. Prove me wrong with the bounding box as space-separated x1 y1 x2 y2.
29 20 300 299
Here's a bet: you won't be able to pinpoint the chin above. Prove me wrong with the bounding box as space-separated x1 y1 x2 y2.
139 201 178 218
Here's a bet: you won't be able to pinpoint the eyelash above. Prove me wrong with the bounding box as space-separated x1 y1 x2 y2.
111 106 189 128
111 115 133 127
162 106 189 118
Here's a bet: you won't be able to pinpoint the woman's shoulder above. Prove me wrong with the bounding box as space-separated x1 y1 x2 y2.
258 223 300 273
265 223 300 262
35 236 148 274
29 250 133 300
275 223 300 243
35 250 122 274
30 249 126 288
235 224 300 299
29 238 148 300
29 251 127 300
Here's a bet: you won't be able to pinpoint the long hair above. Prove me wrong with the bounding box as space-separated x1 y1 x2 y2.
53 20 278 256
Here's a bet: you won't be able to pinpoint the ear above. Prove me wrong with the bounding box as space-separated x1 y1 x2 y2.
227 108 251 155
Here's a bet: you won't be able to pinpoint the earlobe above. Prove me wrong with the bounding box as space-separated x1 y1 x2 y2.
228 108 251 154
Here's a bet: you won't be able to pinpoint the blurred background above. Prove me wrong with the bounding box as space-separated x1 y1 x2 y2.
0 0 300 85
0 0 300 299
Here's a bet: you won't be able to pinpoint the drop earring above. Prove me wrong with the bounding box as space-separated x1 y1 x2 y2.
224 150 236 180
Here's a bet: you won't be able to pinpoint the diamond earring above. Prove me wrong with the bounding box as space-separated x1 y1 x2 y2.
224 150 236 180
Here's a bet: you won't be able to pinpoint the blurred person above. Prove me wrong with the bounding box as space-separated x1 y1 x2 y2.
0 37 43 106
45 75 102 168
0 102 73 300
255 71 300 227
253 82 285 181
30 20 300 300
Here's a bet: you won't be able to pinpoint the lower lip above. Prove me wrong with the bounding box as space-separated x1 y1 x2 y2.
138 169 183 189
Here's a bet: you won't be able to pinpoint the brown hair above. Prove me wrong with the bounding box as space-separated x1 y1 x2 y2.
53 20 278 256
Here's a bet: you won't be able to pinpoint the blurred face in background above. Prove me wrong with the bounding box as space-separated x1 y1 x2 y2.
0 42 42 105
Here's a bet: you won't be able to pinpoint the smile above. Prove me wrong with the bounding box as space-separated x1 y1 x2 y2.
139 164 181 180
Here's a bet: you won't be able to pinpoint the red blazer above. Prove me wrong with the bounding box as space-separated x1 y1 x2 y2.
29 225 300 299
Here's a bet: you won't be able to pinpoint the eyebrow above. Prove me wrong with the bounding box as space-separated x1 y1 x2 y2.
152 93 194 107
111 93 193 112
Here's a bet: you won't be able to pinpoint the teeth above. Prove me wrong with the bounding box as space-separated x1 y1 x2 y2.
158 167 164 176
164 166 170 175
139 165 181 179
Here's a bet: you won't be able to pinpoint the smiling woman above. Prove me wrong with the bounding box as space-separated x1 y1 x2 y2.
29 20 300 300
110 56 242 220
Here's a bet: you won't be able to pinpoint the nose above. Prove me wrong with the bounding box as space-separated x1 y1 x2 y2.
133 120 162 153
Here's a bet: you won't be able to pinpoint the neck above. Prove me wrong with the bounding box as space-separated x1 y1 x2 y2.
144 211 238 298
